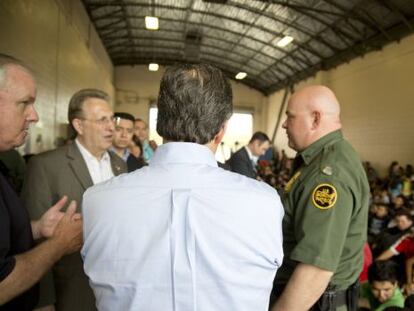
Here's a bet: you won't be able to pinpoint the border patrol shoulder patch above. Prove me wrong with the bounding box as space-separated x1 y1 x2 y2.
312 183 337 210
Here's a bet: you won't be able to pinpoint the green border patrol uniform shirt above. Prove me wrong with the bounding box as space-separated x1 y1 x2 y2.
275 130 369 290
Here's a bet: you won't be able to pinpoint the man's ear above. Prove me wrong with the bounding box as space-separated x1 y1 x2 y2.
311 111 321 130
72 119 83 136
213 121 228 145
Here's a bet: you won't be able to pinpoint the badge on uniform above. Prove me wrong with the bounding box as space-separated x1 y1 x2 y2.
312 183 337 210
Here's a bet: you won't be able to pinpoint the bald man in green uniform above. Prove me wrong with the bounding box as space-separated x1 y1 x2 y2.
270 85 369 311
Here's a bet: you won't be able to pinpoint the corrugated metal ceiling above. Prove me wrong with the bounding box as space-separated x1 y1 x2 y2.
82 0 414 94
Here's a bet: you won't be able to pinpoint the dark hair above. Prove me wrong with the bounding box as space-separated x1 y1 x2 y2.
156 63 232 144
368 260 398 284
394 208 412 221
131 135 144 158
68 88 111 136
114 112 135 123
134 118 147 127
405 294 414 309
249 131 270 144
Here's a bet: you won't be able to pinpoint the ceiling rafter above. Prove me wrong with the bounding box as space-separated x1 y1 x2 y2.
88 2 326 59
82 0 414 94
103 31 297 72
110 43 279 82
97 17 311 69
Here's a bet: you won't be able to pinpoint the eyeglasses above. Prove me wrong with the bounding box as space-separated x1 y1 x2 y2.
79 116 116 126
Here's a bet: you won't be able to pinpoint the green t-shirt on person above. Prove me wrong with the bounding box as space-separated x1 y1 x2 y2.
360 282 405 310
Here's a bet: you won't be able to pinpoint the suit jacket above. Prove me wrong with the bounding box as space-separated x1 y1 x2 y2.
21 143 127 311
126 154 146 172
227 147 257 179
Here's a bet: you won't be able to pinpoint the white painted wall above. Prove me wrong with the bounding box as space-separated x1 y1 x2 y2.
0 0 114 153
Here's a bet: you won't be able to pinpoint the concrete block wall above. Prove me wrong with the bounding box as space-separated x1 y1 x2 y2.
0 0 114 153
267 33 414 175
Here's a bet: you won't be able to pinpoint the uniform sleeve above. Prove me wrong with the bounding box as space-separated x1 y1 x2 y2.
0 194 16 281
290 176 354 271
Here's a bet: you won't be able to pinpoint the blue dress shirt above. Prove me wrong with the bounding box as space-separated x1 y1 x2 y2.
82 142 284 311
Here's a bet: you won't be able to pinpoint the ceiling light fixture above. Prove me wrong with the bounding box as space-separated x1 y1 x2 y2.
148 63 159 71
235 72 247 80
145 16 159 30
276 35 294 47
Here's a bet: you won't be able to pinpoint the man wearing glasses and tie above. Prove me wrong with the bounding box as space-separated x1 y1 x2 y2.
21 89 127 311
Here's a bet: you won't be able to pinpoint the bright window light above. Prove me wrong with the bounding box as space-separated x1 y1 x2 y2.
148 108 253 164
276 35 294 47
235 72 247 80
148 63 159 71
145 16 159 30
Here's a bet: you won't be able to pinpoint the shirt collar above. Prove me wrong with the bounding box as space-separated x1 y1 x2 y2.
110 147 130 162
245 146 258 163
298 129 343 165
150 142 218 167
75 139 110 162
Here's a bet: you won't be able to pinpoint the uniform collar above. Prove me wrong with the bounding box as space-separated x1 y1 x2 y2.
298 129 343 165
150 142 218 167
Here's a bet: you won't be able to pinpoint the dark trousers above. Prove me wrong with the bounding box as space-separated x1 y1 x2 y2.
269 282 358 311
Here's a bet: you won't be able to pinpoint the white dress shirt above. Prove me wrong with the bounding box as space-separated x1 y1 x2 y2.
75 139 114 184
82 142 284 311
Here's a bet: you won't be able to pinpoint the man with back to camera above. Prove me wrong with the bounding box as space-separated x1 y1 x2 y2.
81 63 285 311
270 85 369 311
227 131 270 179
0 54 82 310
21 89 127 311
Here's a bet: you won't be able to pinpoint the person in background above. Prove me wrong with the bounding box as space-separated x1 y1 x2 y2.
359 260 405 310
21 88 127 311
134 118 157 162
112 112 143 172
128 135 146 170
227 131 270 179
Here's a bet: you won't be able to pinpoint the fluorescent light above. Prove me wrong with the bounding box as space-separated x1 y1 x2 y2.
145 16 159 30
276 35 294 47
148 63 159 71
235 72 247 80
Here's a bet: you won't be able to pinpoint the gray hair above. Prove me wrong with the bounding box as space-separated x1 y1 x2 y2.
157 63 233 144
0 53 33 90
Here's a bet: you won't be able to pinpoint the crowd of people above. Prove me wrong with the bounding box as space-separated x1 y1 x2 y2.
0 53 411 311
252 148 414 310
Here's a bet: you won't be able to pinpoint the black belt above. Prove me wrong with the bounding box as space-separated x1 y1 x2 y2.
313 281 359 311
334 288 347 307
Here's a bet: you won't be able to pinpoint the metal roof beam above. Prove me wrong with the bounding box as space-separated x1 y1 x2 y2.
88 2 325 59
103 30 299 75
98 18 310 70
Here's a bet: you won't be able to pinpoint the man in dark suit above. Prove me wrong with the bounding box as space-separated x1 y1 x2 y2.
112 112 145 172
21 89 127 311
227 131 270 179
